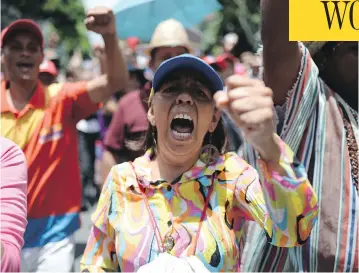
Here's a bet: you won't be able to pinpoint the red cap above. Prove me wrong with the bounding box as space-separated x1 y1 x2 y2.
1 19 44 48
215 53 235 70
39 59 57 76
201 55 216 65
127 37 140 51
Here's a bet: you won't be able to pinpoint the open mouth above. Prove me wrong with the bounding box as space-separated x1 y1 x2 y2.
16 62 35 71
170 113 194 140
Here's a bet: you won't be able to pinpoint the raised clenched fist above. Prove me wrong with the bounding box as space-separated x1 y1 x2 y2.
85 7 116 36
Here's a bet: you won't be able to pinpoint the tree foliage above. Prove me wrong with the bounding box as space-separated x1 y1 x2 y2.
201 0 261 56
1 0 261 60
1 0 90 57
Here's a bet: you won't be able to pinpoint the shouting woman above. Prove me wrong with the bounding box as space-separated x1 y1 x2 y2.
80 54 318 272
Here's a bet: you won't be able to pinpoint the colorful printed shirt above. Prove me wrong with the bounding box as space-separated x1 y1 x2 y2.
241 44 359 271
1 81 99 248
80 138 318 272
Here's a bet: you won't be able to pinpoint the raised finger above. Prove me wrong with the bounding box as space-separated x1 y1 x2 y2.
227 86 273 101
229 96 273 114
84 16 95 26
98 14 111 25
231 108 274 129
86 7 110 16
226 75 265 91
213 91 229 109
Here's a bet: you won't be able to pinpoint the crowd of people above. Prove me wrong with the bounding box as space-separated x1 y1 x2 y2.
0 1 357 272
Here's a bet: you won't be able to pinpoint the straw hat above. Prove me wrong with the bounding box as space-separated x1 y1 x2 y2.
303 42 327 57
144 19 192 56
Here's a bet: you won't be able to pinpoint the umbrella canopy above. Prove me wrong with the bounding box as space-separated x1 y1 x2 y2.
113 0 221 41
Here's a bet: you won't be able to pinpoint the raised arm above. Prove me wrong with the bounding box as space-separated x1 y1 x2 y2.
233 137 318 247
86 7 129 104
93 44 122 113
261 0 301 105
214 75 318 246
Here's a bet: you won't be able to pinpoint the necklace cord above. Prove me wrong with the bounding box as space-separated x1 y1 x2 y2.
129 162 215 255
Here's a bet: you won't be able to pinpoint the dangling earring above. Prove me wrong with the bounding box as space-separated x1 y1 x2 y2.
200 133 219 165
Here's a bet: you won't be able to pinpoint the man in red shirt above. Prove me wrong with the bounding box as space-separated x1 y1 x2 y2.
1 7 128 272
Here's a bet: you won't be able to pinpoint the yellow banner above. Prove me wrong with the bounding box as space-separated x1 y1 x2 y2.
289 0 359 41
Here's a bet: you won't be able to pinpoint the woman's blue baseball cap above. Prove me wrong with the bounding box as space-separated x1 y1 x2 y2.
152 54 224 94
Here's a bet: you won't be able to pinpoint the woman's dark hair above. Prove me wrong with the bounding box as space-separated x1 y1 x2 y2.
129 69 147 88
136 70 147 87
141 68 228 155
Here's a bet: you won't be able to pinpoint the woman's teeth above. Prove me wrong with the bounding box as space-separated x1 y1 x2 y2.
170 113 194 140
171 130 192 139
173 113 192 121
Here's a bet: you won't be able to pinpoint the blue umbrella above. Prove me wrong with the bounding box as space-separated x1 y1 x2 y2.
113 0 221 41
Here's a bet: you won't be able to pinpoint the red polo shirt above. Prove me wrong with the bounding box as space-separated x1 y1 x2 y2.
1 80 99 248
104 88 149 162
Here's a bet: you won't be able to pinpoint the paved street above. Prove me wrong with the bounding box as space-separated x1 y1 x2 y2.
73 206 96 271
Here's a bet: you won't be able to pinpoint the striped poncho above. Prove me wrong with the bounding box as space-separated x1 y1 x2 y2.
240 44 358 272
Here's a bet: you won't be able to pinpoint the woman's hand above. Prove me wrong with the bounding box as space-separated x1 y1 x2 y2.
214 75 280 162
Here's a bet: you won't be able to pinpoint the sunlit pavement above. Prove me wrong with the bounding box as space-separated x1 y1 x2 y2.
74 205 96 271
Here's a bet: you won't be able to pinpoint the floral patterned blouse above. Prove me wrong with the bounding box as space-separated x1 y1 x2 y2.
80 137 318 272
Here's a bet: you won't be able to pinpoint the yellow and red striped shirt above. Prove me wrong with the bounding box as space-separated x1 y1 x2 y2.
1 80 99 248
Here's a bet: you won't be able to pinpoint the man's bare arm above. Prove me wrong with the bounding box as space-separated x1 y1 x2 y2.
85 7 129 104
261 0 301 105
